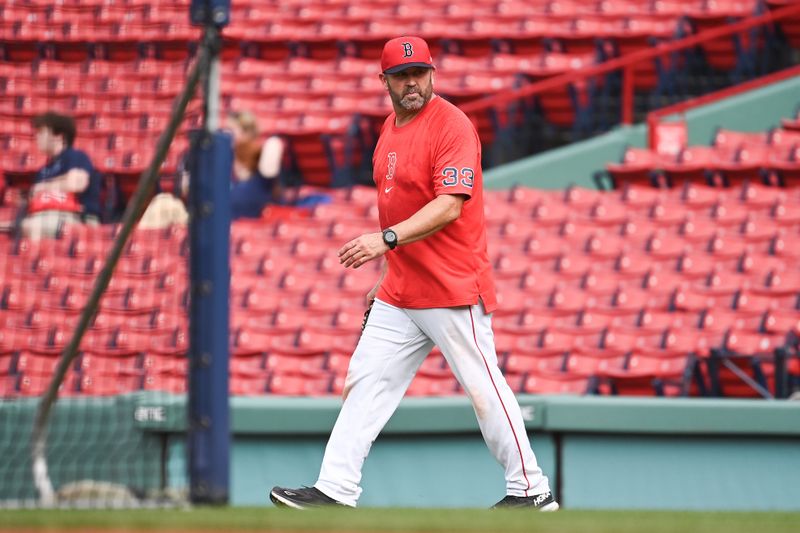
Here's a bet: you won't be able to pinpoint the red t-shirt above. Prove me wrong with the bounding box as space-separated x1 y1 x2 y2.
373 95 497 313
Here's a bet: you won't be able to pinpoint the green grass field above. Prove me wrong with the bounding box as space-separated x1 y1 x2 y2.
2 508 799 533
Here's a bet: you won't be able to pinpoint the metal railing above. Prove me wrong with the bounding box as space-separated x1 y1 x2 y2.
460 2 800 133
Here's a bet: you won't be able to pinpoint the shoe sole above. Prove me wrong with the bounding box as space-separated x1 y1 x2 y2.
273 489 557 511
539 501 560 512
270 490 308 510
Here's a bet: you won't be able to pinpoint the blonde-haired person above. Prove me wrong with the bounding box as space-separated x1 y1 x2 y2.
226 110 284 219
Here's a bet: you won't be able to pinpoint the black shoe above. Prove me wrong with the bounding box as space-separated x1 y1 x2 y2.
492 491 560 511
270 486 345 509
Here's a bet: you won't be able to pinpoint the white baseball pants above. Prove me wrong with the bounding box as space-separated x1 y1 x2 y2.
315 298 551 507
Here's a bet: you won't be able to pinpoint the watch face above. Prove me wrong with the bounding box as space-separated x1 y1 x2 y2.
385 231 396 242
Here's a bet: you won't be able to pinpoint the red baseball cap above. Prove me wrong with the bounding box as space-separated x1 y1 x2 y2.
380 36 435 74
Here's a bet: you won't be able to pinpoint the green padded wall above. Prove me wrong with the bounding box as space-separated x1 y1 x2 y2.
0 394 164 501
150 395 800 510
562 435 800 510
3 393 800 509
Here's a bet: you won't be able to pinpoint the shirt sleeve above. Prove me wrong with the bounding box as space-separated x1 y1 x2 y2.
66 150 95 174
432 113 480 199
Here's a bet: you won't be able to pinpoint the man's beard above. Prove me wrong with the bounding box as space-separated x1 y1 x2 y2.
390 84 432 112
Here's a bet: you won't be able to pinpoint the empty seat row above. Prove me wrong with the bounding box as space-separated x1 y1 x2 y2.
605 127 800 188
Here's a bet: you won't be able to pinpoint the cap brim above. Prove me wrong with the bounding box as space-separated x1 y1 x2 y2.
383 62 434 74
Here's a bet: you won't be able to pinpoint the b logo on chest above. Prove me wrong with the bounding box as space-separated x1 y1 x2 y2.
386 152 397 181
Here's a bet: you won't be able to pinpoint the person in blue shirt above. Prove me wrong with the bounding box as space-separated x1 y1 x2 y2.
226 110 284 219
153 110 285 227
22 112 101 239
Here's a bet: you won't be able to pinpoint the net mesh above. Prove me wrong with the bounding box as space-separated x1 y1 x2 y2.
0 3 201 504
1 149 194 506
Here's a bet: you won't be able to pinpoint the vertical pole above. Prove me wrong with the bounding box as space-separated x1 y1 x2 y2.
647 113 659 151
205 33 221 132
187 130 232 504
187 22 232 505
621 66 634 126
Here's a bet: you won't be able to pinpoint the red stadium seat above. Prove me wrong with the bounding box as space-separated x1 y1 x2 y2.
417 352 452 378
230 353 267 377
540 326 606 352
231 375 269 396
708 328 786 398
142 373 186 394
233 328 298 356
78 373 142 396
267 373 333 396
264 352 328 377
18 372 80 397
458 19 529 57
762 310 800 336
77 353 141 376
661 146 719 186
504 353 566 375
502 17 568 56
406 375 459 397
698 307 764 333
325 352 352 375
713 128 769 151
521 371 595 395
564 352 628 378
296 329 360 355
13 351 60 376
604 351 699 396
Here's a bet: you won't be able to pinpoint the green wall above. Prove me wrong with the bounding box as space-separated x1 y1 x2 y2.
563 435 800 510
168 434 557 508
3 393 799 510
681 76 800 144
484 125 647 190
150 395 800 510
0 394 164 501
484 75 800 190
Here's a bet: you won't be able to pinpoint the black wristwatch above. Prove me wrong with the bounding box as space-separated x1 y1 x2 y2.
382 228 398 250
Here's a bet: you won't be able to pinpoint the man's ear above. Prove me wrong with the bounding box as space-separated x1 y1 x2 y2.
379 73 388 90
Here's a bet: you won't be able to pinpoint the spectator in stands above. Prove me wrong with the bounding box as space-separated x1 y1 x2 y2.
138 191 188 229
157 110 286 227
226 110 285 219
23 112 101 239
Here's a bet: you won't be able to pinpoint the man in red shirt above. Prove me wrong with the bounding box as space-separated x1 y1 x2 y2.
270 36 557 511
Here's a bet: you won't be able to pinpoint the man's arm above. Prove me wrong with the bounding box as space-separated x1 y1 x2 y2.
258 136 284 178
338 193 465 269
31 168 89 194
391 193 465 246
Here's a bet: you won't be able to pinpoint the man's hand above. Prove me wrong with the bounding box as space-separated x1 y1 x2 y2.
338 232 389 269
